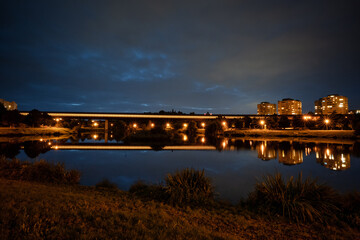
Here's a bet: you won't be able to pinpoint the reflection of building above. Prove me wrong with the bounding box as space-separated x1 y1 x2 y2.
0 99 17 110
257 102 276 115
278 98 302 115
257 142 277 160
315 148 350 171
278 148 303 165
314 94 348 115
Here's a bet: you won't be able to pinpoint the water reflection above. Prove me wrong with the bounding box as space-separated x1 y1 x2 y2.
0 134 359 172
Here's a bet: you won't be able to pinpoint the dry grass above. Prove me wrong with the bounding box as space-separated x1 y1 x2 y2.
2 178 358 240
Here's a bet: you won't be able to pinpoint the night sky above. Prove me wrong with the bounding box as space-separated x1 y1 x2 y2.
1 0 359 114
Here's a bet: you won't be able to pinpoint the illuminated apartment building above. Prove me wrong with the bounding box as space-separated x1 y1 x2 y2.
0 99 17 110
278 98 302 115
257 102 276 115
314 94 348 115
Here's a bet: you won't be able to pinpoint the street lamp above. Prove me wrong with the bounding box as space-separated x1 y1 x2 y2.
324 119 330 130
259 120 266 129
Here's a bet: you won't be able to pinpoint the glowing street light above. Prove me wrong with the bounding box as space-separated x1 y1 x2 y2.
183 123 188 128
201 137 205 143
222 121 227 127
201 122 206 128
93 134 98 139
93 122 99 127
133 123 137 128
151 123 155 128
259 120 266 129
183 135 188 141
166 123 171 128
324 119 330 130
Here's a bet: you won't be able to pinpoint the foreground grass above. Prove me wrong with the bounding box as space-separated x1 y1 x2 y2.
1 179 359 240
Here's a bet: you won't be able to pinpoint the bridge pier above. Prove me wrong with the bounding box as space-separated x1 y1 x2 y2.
105 120 109 131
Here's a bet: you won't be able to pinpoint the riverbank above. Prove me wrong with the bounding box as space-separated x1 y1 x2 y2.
225 129 357 139
0 127 76 136
1 178 359 240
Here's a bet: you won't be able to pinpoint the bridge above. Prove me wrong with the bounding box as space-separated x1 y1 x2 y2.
19 111 261 120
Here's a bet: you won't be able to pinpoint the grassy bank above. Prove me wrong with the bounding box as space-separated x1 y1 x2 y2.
3 179 360 240
1 160 359 239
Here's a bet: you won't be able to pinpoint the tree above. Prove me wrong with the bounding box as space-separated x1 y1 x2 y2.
186 121 198 137
205 121 222 138
278 116 290 129
24 109 54 127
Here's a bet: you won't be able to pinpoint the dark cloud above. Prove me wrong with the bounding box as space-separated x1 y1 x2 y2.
1 0 359 113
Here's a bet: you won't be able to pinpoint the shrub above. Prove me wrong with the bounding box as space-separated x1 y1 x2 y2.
0 157 80 184
165 168 214 207
246 173 339 223
129 180 167 201
95 179 118 190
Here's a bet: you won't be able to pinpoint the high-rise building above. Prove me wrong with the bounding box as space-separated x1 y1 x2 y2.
278 98 302 115
0 99 17 110
257 102 276 115
314 94 348 115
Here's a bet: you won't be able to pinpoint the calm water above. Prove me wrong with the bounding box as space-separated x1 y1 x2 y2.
1 134 360 203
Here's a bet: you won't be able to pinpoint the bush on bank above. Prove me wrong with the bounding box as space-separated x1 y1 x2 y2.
0 156 80 184
246 173 340 223
130 168 215 207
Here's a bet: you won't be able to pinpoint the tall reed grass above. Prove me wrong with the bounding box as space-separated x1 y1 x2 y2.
165 168 214 206
247 173 339 223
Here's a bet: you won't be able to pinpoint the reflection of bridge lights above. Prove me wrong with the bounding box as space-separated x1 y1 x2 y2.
201 137 205 143
222 140 227 148
260 144 265 155
55 146 58 150
341 154 346 163
110 135 113 138
249 141 252 146
183 135 188 141
93 134 98 139
201 122 205 128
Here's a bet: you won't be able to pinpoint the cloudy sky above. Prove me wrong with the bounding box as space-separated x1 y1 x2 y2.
1 0 359 114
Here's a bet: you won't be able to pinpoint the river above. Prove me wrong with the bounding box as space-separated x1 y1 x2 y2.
1 134 359 203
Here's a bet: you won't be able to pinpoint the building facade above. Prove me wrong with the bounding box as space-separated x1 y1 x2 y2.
0 99 17 110
278 98 302 115
257 102 276 115
314 94 348 115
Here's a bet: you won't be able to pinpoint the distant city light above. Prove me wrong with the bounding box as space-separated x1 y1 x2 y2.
183 123 188 128
183 135 188 141
151 123 155 128
133 123 137 128
201 122 205 128
93 134 98 139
